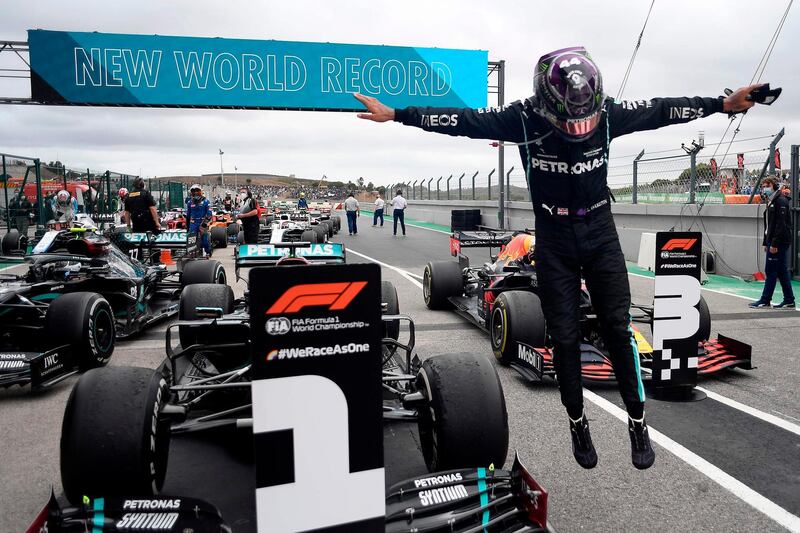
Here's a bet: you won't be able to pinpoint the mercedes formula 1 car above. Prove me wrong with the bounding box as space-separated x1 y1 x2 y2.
424 228 753 383
249 209 338 245
58 244 508 504
0 227 227 390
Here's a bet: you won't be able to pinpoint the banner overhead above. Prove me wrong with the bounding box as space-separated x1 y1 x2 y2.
28 30 488 110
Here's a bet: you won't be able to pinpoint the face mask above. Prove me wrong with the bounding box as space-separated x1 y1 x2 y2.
763 187 773 195
192 194 202 202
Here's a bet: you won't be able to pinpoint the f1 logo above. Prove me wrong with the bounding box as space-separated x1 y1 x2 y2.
266 282 367 314
661 238 697 251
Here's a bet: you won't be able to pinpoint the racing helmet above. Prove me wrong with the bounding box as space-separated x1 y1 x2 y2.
300 192 305 198
56 190 71 206
118 187 128 198
533 47 604 142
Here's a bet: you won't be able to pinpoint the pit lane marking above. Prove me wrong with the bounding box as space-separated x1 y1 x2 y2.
584 389 800 532
359 250 800 531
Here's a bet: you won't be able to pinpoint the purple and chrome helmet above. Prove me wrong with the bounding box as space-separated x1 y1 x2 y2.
533 47 604 141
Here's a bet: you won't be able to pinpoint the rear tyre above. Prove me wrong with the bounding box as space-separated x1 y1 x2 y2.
423 261 462 310
179 283 235 349
227 222 240 236
210 226 227 248
490 291 546 364
320 220 334 239
60 366 170 504
332 216 341 232
181 259 226 287
300 230 318 244
237 230 245 244
46 292 115 369
381 281 400 342
312 225 327 243
697 295 711 342
416 353 508 471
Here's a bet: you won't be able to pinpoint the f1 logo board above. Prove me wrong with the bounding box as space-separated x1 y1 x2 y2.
652 232 703 393
249 264 384 532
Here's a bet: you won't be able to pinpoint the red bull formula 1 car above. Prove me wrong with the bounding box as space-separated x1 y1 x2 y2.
424 229 753 383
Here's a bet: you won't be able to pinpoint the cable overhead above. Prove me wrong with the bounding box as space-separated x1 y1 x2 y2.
713 0 792 167
615 0 656 101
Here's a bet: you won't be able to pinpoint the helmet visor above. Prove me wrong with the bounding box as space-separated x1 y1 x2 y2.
544 110 601 138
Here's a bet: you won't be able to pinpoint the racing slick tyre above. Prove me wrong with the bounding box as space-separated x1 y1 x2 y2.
179 283 235 349
1 229 25 255
312 224 327 243
381 280 400 343
227 222 240 236
416 352 508 471
60 366 170 504
237 230 245 244
698 295 711 342
211 226 228 249
46 292 115 369
181 259 227 287
423 261 462 310
332 216 341 232
320 220 334 239
300 229 318 244
490 291 546 365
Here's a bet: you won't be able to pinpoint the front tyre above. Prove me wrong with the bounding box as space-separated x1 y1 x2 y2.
46 292 115 369
181 259 226 287
60 366 170 504
490 291 546 364
416 352 508 471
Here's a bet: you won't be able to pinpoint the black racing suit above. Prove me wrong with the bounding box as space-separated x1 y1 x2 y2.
394 95 725 417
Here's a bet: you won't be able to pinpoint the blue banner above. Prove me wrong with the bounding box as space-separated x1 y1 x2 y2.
28 30 488 110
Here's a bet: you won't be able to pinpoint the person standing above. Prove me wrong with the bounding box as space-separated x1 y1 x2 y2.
344 192 359 235
750 176 795 309
124 178 161 233
235 188 260 244
355 46 766 470
297 192 309 209
16 193 32 236
373 193 385 227
390 189 407 236
185 184 212 256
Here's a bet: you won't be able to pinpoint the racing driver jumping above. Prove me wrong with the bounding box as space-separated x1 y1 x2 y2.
355 47 764 470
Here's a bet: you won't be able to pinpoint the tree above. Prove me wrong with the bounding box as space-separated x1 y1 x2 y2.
677 163 712 184
357 176 365 189
377 186 386 196
246 178 252 185
366 181 374 191
346 181 356 190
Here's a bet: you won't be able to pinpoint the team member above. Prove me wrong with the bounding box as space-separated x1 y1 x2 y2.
53 190 79 225
235 188 260 244
355 46 764 470
12 193 32 236
223 192 234 212
344 192 359 235
123 178 161 233
373 192 385 227
750 176 795 309
186 184 212 256
297 192 309 209
390 189 407 236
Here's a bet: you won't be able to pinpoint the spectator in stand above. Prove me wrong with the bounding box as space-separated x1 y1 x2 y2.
373 192 385 227
390 189 407 236
750 176 794 309
343 192 359 235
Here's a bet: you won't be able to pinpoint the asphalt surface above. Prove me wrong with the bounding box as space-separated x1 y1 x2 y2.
1 214 799 532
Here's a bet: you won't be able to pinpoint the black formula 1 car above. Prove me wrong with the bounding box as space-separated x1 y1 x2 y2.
58 244 508 504
424 228 753 383
0 228 227 390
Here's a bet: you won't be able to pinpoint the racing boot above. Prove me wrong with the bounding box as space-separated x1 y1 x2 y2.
628 415 656 470
569 412 598 469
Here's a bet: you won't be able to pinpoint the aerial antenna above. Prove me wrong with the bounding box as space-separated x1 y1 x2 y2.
616 0 656 101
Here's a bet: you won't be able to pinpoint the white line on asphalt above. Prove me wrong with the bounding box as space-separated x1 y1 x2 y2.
358 250 800 532
694 386 800 437
347 248 423 289
583 389 800 532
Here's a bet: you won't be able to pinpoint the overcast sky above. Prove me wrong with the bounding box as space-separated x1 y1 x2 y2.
0 0 796 187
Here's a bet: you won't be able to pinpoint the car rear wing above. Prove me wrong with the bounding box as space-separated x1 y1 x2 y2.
235 241 346 269
120 229 190 249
